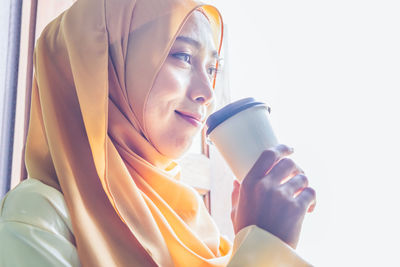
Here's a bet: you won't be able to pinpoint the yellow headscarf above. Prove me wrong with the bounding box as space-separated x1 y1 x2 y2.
25 0 230 266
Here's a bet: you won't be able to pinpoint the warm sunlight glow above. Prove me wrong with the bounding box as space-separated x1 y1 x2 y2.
206 0 400 266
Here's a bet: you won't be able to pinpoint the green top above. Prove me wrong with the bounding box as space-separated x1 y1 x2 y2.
0 178 311 267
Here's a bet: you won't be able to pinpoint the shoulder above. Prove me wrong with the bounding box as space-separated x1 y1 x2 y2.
0 178 74 242
0 179 80 266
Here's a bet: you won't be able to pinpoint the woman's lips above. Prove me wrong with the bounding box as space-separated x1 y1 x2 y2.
175 111 203 127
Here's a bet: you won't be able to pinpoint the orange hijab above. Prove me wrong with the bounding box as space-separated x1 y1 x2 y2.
25 0 231 266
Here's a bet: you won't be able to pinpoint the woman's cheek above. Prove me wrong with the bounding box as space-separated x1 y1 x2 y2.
165 63 191 91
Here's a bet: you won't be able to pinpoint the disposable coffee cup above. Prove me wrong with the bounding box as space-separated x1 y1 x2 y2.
206 98 278 182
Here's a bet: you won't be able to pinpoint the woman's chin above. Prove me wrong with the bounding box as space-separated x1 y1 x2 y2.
166 146 191 160
161 140 193 160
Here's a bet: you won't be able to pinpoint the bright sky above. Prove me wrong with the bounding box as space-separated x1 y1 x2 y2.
206 0 400 266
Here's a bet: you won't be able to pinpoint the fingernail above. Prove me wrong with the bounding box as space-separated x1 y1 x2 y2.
308 201 316 213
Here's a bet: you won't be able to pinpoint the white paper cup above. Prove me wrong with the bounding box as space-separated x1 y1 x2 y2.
206 98 278 182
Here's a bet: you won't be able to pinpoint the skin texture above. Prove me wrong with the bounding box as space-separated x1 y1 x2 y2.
145 11 317 249
144 11 218 160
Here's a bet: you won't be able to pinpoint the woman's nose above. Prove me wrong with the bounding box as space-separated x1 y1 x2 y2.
189 70 214 106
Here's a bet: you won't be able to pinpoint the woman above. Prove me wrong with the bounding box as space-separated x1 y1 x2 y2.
0 0 316 266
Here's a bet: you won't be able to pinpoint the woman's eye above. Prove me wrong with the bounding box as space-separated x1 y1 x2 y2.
207 67 219 77
172 53 191 64
207 59 222 78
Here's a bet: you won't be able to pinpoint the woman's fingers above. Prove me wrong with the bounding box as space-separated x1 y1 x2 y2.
296 187 316 213
243 144 294 187
280 174 309 196
234 143 317 245
267 157 302 185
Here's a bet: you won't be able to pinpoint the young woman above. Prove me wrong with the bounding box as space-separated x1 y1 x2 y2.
0 0 316 266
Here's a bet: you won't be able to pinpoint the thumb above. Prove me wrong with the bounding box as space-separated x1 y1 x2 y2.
231 180 240 208
231 180 240 221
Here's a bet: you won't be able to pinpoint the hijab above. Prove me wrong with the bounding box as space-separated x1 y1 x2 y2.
25 0 231 266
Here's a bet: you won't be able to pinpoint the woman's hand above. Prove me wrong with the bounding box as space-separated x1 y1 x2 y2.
231 144 316 249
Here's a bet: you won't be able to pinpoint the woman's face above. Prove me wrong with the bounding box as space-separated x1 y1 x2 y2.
144 11 219 159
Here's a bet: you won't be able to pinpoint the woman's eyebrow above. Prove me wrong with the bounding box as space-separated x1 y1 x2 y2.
175 36 219 59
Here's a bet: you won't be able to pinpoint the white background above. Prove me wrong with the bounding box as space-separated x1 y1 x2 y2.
206 0 400 266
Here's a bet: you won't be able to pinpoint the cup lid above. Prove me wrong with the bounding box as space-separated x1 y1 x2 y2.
206 97 270 136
